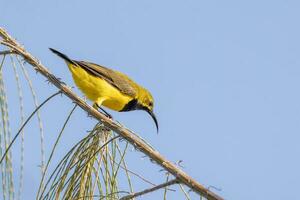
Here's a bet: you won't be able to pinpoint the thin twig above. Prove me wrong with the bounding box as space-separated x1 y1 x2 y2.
0 50 15 55
0 53 15 200
120 178 179 200
163 173 170 200
74 191 130 200
179 184 191 200
110 152 177 191
10 55 25 200
0 27 224 200
0 53 10 200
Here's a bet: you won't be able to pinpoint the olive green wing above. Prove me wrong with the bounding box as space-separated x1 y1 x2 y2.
73 60 137 97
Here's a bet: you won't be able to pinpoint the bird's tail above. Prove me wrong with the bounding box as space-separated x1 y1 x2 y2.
49 48 76 65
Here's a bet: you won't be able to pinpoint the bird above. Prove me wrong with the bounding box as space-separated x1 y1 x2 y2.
49 48 158 132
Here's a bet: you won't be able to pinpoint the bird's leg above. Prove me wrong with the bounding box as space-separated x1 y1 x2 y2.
99 107 113 119
93 103 113 119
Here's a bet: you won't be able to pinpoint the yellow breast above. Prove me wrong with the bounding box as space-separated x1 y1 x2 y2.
68 64 132 111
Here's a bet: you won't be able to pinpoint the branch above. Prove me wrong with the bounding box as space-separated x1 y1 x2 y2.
0 27 224 200
120 178 179 200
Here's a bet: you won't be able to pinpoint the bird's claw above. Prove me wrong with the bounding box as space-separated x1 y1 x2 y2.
57 77 66 85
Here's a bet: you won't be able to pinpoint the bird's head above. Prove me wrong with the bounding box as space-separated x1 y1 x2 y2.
137 88 158 133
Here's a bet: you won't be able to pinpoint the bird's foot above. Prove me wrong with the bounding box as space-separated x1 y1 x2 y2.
101 111 113 119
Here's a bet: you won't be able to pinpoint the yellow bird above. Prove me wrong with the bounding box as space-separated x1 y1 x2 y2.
49 48 158 132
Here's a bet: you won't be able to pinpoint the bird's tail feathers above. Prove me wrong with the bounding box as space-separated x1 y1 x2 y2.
49 48 76 65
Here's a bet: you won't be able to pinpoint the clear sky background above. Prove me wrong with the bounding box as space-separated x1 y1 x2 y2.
2 0 300 199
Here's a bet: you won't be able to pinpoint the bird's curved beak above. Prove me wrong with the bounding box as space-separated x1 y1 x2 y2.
145 109 159 133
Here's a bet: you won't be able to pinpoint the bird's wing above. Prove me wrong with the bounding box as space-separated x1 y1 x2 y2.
74 60 137 97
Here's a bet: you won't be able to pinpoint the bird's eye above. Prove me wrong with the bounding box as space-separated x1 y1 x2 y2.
149 102 153 107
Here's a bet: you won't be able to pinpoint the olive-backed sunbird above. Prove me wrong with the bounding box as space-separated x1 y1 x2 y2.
49 48 158 132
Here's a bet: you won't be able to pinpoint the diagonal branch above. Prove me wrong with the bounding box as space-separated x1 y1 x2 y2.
0 27 224 200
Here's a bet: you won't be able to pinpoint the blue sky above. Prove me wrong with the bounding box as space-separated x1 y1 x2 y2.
2 0 300 199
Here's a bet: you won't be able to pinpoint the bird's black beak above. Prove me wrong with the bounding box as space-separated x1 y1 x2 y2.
145 108 159 133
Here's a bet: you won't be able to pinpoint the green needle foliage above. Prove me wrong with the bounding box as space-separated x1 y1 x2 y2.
0 54 14 200
0 51 48 200
40 123 132 200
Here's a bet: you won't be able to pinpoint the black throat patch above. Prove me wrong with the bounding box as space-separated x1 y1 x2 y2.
120 99 138 112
